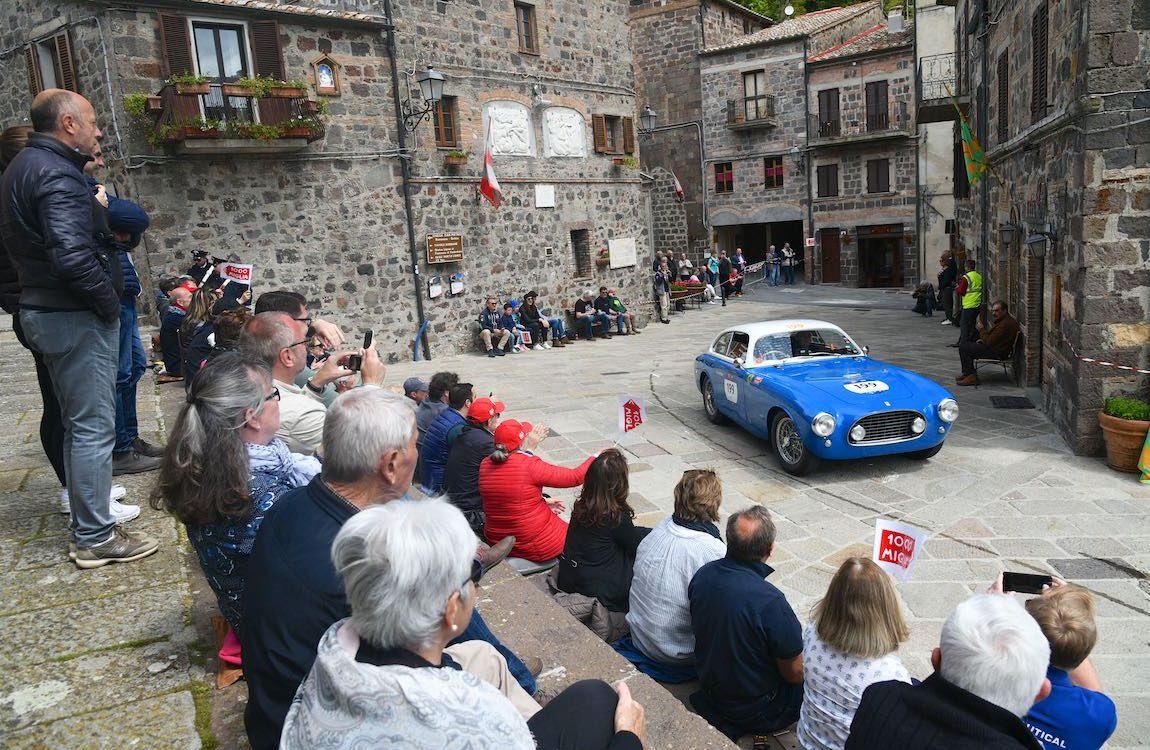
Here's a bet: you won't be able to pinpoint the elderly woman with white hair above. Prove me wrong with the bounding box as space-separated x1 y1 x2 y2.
282 497 647 750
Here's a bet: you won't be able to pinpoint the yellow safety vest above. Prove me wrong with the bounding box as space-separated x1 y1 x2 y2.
962 270 983 309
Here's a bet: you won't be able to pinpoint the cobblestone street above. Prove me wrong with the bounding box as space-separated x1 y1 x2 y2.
1 282 1146 748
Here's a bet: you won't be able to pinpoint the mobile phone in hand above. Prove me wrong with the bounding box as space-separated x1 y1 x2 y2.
1002 572 1053 595
346 330 372 372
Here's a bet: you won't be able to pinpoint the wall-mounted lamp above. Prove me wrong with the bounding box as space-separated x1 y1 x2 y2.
998 222 1021 245
401 66 446 131
790 145 805 173
532 84 552 108
638 105 658 138
1025 228 1055 259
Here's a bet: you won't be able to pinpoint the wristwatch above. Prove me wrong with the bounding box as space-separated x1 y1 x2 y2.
305 379 324 395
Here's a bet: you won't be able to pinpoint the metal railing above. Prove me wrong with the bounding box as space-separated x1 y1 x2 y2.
807 102 910 142
152 85 324 144
727 94 777 125
920 52 956 101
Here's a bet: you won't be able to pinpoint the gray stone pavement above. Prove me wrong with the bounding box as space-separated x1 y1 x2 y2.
0 279 1146 747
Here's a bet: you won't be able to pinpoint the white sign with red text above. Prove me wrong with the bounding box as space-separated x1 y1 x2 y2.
872 518 928 582
220 262 253 284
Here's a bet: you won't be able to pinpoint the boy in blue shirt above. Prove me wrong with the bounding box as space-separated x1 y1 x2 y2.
1023 581 1117 750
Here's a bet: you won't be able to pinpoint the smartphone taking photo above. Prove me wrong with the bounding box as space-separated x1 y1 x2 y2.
1002 572 1053 595
346 330 373 372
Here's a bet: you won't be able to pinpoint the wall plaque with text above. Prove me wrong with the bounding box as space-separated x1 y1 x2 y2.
427 235 464 264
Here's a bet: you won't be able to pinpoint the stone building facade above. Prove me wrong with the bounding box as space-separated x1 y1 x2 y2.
699 0 921 283
629 0 769 262
952 0 1150 454
3 0 653 362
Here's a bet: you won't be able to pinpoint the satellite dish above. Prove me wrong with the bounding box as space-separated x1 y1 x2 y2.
784 4 794 15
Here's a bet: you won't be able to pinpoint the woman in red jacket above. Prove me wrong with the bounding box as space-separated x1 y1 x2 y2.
480 419 594 562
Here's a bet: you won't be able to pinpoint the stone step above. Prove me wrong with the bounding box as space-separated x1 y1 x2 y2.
477 561 769 749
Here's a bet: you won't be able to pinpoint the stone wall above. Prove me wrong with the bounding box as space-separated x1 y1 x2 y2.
953 0 1150 455
1 0 652 361
647 166 690 259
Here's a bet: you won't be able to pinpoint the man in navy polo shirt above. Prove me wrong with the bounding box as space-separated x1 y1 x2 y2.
688 506 804 742
1023 582 1117 750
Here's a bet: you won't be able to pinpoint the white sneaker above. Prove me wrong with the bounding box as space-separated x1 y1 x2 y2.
533 344 544 351
940 320 952 326
707 300 717 305
60 484 128 514
110 499 141 524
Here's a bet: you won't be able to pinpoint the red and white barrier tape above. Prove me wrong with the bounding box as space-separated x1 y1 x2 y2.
1064 336 1150 375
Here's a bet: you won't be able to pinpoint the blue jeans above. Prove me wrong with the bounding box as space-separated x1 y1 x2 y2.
454 609 537 694
20 309 119 546
115 299 148 453
784 265 795 284
547 316 566 340
769 264 780 285
578 312 610 339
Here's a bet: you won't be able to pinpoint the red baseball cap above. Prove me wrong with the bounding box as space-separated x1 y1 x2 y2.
467 397 505 422
493 419 533 451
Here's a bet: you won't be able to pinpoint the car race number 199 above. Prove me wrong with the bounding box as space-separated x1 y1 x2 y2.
724 379 738 403
844 380 889 394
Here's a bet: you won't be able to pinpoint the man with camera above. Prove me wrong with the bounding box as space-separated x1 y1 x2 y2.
239 311 384 455
186 249 219 287
1 89 158 567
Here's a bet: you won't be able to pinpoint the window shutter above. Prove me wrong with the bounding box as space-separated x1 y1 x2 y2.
622 116 635 154
158 14 193 78
996 53 1009 142
24 46 42 96
592 114 607 153
52 32 78 92
1031 3 1048 121
250 20 285 80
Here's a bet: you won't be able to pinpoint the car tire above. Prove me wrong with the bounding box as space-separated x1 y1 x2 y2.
908 443 944 460
771 411 815 476
702 377 727 425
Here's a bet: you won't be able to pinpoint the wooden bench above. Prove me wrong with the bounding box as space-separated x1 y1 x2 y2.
974 331 1023 385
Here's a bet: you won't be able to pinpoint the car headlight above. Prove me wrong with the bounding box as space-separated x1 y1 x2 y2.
911 416 927 434
811 412 836 437
849 424 866 442
938 398 959 423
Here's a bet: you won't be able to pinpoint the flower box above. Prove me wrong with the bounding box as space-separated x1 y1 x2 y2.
145 96 163 113
221 84 258 98
282 126 314 139
444 154 469 166
266 86 307 99
595 257 611 268
173 82 211 96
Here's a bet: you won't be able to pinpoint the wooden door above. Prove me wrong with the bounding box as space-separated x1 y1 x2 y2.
820 229 841 283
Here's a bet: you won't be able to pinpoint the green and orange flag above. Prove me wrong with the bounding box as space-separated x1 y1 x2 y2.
959 111 988 186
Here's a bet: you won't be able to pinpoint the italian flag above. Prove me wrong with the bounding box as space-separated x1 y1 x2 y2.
479 128 503 209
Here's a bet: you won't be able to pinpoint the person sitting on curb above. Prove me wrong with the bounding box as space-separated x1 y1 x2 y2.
478 296 511 357
519 289 569 348
956 299 1020 386
575 289 612 340
479 418 594 562
242 388 540 750
253 289 347 407
403 376 429 404
280 497 647 750
500 301 527 352
158 285 192 383
689 506 804 744
616 469 726 682
444 396 504 534
846 593 1052 750
1020 578 1117 750
420 381 473 494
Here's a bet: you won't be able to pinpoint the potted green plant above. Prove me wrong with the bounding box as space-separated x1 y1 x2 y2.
1098 396 1150 473
281 117 319 139
123 93 162 119
594 247 611 267
303 99 329 116
168 73 212 95
268 79 309 98
444 149 469 166
156 117 221 144
229 122 283 140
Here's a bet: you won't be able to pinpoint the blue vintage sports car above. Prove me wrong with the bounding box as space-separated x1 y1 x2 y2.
694 319 959 475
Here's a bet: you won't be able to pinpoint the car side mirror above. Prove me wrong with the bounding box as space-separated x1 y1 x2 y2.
734 357 744 369
862 346 870 356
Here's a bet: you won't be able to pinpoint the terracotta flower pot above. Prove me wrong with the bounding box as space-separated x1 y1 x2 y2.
267 86 307 99
173 82 211 95
221 84 257 98
1097 411 1150 473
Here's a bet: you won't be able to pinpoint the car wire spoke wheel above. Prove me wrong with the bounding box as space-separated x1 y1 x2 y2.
702 378 725 424
774 416 803 464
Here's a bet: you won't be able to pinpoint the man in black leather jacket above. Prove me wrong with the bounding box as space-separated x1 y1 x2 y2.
0 89 158 569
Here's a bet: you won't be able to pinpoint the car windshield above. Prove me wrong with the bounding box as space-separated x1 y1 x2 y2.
752 328 860 363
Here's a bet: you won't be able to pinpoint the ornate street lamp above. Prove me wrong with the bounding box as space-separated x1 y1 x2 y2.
638 105 658 138
401 66 446 131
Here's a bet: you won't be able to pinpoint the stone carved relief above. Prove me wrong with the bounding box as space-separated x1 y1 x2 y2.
542 107 586 158
484 101 534 156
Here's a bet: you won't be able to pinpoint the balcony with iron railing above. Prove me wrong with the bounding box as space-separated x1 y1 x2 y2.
918 52 967 122
138 82 325 155
726 94 777 130
807 102 912 146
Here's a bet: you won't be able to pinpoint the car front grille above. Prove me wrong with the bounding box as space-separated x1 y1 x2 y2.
849 410 923 445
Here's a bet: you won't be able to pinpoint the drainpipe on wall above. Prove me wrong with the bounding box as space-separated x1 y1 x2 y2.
803 36 815 283
647 121 710 232
382 0 432 360
976 4 989 293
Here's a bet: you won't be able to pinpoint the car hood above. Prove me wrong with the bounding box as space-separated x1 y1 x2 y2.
755 358 943 406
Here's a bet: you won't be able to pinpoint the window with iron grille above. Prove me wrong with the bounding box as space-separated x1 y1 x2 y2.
996 54 1008 143
764 156 784 189
715 162 734 194
816 163 838 198
865 80 889 131
1031 2 1048 123
515 2 538 53
742 70 771 121
866 158 890 193
817 88 840 137
433 96 458 147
